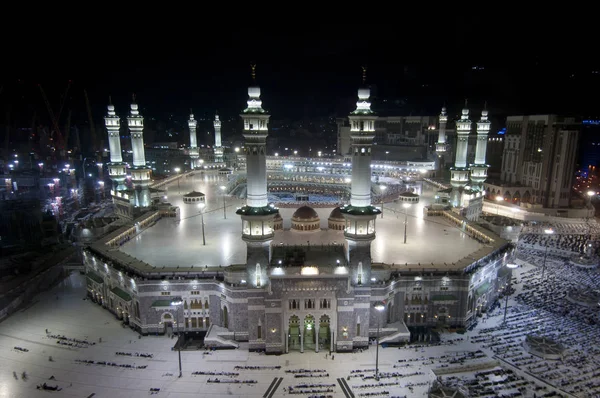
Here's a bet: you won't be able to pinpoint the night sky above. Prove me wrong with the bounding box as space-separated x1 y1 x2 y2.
4 21 598 128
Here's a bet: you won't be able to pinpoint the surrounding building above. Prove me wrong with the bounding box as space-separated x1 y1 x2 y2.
490 115 580 208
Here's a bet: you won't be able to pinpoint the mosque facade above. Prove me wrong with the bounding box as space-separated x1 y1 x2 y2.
83 69 513 354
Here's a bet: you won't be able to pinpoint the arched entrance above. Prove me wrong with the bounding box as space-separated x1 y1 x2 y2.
303 315 316 351
288 315 301 351
163 313 173 335
222 306 229 328
319 315 331 350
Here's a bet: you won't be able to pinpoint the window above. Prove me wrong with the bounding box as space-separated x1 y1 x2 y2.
191 291 200 295
257 325 262 339
356 323 361 336
161 291 170 296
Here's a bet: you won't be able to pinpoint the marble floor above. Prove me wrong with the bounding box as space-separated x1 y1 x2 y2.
0 263 574 398
118 173 483 268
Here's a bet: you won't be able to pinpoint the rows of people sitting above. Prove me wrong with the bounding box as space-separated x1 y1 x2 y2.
75 359 147 369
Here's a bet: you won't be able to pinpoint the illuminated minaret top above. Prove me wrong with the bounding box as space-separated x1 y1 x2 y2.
470 105 490 189
104 99 126 191
340 67 381 288
454 101 470 168
435 106 448 155
214 113 223 163
347 67 377 207
127 96 146 168
239 64 270 207
214 113 222 148
188 111 199 168
236 64 278 290
450 100 471 191
189 111 198 150
105 101 122 164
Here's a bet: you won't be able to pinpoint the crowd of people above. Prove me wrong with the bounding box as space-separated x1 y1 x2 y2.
74 359 147 369
468 254 600 397
191 370 238 376
518 233 599 256
441 367 550 397
13 346 28 352
47 332 94 348
115 351 153 358
234 365 281 370
207 378 256 384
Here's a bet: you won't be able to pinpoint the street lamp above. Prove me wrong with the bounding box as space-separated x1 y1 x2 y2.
373 301 385 381
495 195 503 215
379 185 387 218
541 228 554 279
504 263 519 324
403 203 411 244
170 300 183 377
220 185 227 219
174 168 181 194
198 202 206 245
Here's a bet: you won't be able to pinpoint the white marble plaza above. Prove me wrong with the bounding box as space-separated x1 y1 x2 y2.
0 261 580 398
118 173 483 268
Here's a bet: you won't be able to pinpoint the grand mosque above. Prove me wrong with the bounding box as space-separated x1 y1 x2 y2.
83 68 513 354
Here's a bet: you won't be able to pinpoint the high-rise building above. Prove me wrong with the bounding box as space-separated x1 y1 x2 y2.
498 115 579 207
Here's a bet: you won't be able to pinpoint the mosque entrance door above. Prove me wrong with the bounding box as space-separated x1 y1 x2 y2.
319 315 331 350
303 315 316 351
164 322 173 335
288 315 301 351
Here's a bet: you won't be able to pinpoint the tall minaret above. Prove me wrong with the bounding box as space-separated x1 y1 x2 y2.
235 65 278 289
450 101 471 200
127 96 151 207
340 67 381 288
213 113 223 163
470 106 490 190
188 111 199 169
435 106 448 155
104 100 126 191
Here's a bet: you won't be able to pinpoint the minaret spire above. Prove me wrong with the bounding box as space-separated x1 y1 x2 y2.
127 98 151 207
340 69 380 291
361 66 367 85
449 100 472 205
236 66 278 290
188 110 198 168
104 101 126 191
213 112 223 163
436 105 448 156
251 63 257 83
470 104 491 190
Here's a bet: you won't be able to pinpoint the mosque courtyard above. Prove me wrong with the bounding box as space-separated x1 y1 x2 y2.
118 172 483 268
0 257 590 397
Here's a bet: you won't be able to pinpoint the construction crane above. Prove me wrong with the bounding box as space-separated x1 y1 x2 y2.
83 89 97 154
38 80 72 158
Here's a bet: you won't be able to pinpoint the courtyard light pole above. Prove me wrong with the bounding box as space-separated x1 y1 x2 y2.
403 203 411 244
380 185 386 218
174 167 181 194
198 202 206 245
220 185 227 219
170 299 183 377
541 228 554 280
495 195 503 215
504 263 519 324
373 301 385 381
